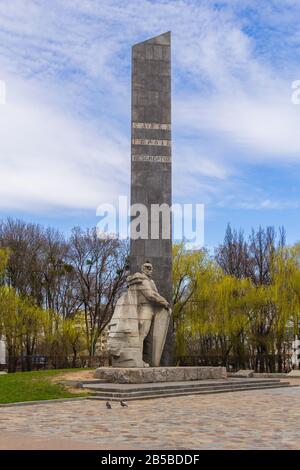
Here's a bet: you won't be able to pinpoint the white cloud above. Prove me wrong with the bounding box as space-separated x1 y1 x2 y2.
175 87 300 160
0 76 129 211
0 0 300 214
232 199 300 211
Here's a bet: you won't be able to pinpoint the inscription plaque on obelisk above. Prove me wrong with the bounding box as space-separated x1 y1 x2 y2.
130 32 173 365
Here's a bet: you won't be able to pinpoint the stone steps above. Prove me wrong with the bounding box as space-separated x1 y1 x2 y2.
81 378 285 393
87 384 292 402
83 378 294 401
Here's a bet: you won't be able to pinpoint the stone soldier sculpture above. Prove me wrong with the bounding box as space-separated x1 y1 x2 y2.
107 262 171 368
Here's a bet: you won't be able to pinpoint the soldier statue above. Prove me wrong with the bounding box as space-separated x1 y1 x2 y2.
108 262 171 367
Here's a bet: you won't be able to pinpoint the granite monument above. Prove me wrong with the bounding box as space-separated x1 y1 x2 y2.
130 31 173 365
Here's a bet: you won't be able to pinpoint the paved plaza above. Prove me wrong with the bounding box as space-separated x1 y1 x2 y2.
0 384 300 450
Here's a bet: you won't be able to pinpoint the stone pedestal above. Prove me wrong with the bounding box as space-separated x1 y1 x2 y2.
288 370 300 377
95 366 227 384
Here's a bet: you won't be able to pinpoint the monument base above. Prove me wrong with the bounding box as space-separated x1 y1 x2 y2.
94 366 227 384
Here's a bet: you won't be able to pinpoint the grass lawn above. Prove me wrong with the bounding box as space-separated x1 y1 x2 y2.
0 369 90 404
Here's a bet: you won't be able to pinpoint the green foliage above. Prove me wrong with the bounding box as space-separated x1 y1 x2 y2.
0 248 9 275
1 220 300 374
0 219 128 366
173 243 300 370
0 281 87 372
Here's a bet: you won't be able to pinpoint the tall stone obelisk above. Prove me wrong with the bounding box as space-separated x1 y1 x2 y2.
130 32 173 365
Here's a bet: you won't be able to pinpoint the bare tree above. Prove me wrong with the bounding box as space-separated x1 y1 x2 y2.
215 224 250 279
0 219 45 304
68 227 128 363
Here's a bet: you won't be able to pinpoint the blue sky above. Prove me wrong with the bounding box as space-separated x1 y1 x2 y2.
0 0 300 248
